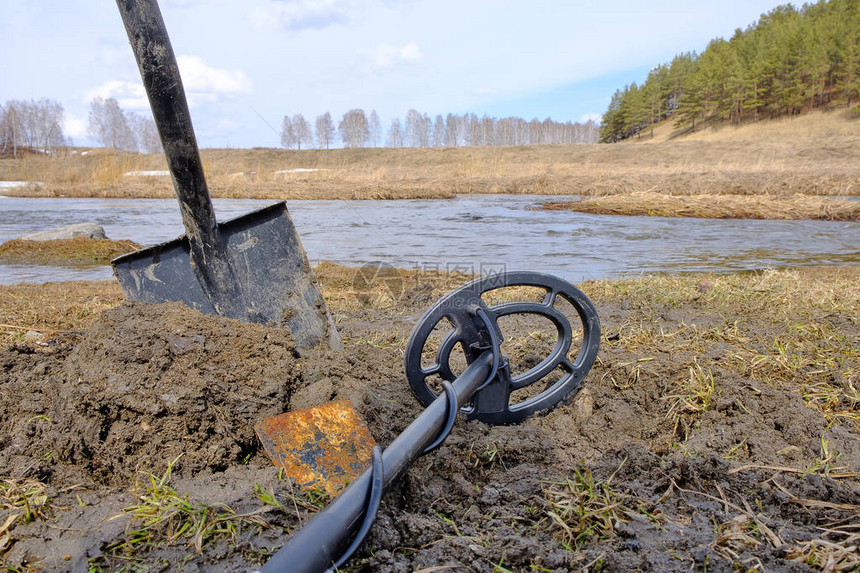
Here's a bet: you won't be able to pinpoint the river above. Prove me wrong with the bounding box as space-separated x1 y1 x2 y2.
0 194 857 285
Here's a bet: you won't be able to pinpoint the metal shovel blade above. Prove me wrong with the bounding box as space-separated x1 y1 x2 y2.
113 0 340 350
255 399 376 496
112 202 339 350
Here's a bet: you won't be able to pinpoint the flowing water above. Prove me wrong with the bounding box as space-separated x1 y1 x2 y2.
0 194 857 285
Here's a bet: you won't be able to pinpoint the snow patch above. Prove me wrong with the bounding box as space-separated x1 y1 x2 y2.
0 181 42 189
124 170 170 177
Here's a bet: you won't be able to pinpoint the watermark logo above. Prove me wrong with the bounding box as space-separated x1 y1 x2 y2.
351 262 406 303
349 262 508 304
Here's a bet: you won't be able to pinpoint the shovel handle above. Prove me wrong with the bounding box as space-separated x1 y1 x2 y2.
115 0 246 319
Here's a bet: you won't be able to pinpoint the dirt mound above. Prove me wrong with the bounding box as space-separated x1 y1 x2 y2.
0 301 300 485
1 268 858 572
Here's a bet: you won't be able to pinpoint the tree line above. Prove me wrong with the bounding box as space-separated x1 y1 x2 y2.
1 96 162 157
87 97 162 154
0 99 68 157
3 98 598 156
282 109 599 150
600 0 860 142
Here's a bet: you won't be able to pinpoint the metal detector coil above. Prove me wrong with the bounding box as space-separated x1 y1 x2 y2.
405 271 601 424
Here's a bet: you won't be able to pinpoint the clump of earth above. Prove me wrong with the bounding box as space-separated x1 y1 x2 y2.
1 278 858 572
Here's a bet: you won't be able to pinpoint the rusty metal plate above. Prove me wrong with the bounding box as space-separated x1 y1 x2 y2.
255 399 375 496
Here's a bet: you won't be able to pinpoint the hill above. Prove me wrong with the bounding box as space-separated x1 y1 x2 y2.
601 0 860 143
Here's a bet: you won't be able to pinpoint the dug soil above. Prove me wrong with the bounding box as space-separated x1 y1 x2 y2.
1 267 858 572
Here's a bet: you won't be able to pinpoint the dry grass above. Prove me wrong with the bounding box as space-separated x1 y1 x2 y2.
95 457 267 565
589 267 860 431
1 110 857 202
0 280 124 346
313 261 472 317
590 267 860 432
1 477 53 557
3 265 856 433
542 192 860 220
0 263 471 347
0 238 141 265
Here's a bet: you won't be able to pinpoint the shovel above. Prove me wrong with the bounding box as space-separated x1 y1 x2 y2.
111 0 339 350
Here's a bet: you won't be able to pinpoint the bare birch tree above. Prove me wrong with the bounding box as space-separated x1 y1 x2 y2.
0 99 67 155
292 114 313 149
281 115 296 149
338 109 369 148
369 110 382 147
128 112 162 154
386 118 403 147
88 97 135 151
315 112 334 149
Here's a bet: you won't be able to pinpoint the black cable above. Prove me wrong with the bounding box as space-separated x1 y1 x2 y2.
328 308 501 569
421 381 457 455
423 308 500 455
327 445 384 572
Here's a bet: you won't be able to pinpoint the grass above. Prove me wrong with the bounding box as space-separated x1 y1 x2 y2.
787 530 860 572
542 461 647 550
663 361 716 440
0 478 50 525
1 478 52 558
0 280 124 346
1 109 857 205
313 261 472 317
2 265 857 432
589 267 860 433
0 238 141 265
542 192 860 220
99 457 267 562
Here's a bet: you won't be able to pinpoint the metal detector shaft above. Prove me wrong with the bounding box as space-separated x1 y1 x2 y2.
115 0 246 319
262 351 494 573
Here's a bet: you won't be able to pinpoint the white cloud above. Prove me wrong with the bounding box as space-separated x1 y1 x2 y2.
579 113 603 124
177 55 252 95
63 115 87 139
372 42 423 69
83 56 250 114
84 80 149 110
249 0 347 32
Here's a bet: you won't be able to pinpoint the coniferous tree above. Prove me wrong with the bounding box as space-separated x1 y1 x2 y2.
602 0 860 141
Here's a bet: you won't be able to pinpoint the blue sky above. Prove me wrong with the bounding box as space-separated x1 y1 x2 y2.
1 0 791 148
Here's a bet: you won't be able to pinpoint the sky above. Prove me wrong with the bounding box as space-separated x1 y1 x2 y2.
1 0 793 149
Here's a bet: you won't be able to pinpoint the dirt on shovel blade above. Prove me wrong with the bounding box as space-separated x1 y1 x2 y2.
0 265 858 572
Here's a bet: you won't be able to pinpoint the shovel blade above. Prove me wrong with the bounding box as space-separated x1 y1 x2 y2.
255 400 376 496
111 201 340 350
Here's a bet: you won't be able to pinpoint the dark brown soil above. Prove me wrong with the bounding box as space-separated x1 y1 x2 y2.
1 271 858 572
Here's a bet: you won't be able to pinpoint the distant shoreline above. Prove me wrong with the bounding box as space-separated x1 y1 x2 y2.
2 110 858 219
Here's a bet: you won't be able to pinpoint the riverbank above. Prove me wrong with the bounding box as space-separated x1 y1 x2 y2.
542 192 860 221
1 110 858 219
0 237 140 265
1 264 858 571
